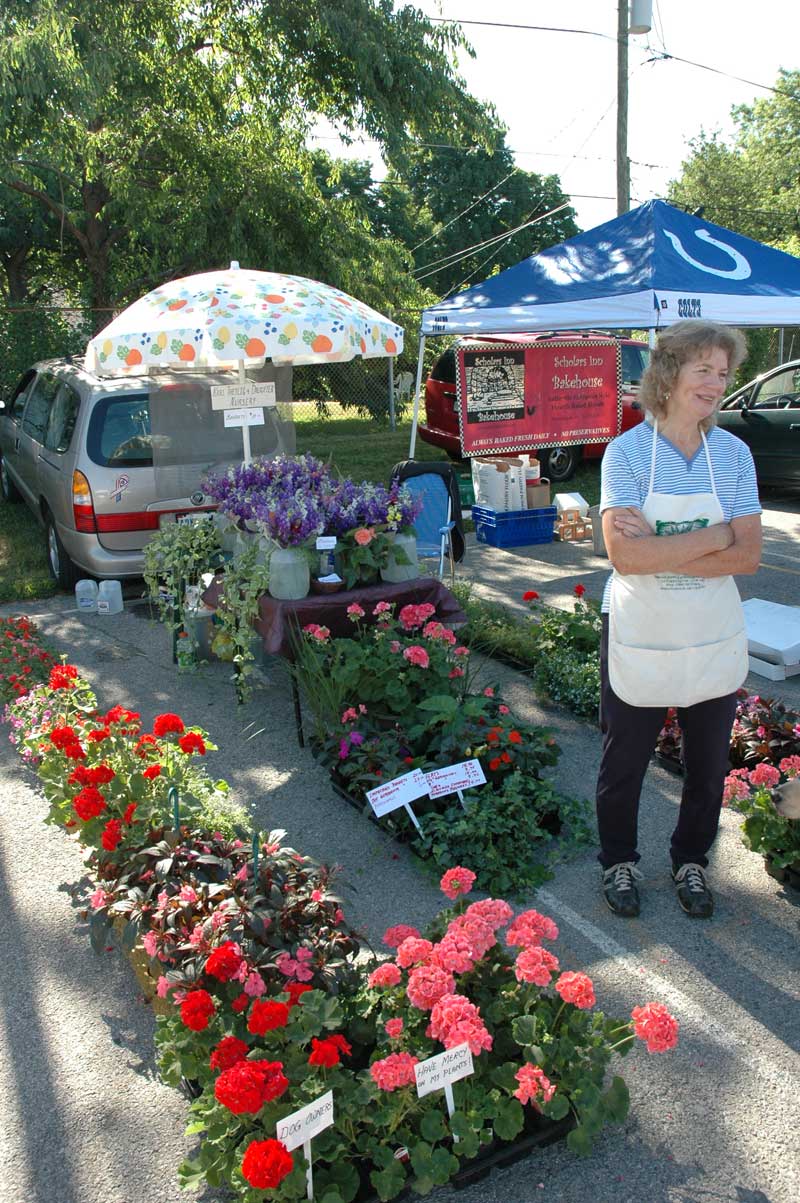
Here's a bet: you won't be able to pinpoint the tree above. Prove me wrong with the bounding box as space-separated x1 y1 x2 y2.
0 0 492 328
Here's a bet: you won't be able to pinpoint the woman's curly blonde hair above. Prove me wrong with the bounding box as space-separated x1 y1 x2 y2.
639 320 747 432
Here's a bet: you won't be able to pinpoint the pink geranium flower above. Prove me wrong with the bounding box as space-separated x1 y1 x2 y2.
439 866 476 900
506 909 559 948
368 962 402 989
383 924 421 948
514 945 560 987
631 1002 679 1053
384 1018 404 1039
554 971 596 1010
514 1063 556 1108
396 937 434 968
403 645 430 668
749 762 781 788
406 964 455 1010
347 603 365 620
370 1052 419 1091
354 527 375 546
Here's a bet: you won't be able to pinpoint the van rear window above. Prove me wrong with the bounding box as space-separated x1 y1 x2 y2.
87 395 153 467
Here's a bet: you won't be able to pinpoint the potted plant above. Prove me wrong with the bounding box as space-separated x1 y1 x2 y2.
724 757 800 888
143 517 224 665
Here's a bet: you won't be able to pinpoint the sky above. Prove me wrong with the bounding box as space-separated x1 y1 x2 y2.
309 0 800 239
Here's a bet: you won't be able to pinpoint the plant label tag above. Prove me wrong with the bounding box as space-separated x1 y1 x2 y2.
414 1043 474 1099
315 536 337 550
211 381 276 409
366 769 429 818
424 759 486 800
276 1090 334 1152
223 407 265 427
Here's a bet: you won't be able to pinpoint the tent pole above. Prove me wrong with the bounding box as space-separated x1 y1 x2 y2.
408 335 426 459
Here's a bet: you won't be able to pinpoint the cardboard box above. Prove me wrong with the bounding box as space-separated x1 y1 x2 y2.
554 491 590 518
525 477 550 508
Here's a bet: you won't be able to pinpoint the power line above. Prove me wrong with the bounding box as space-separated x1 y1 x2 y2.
414 203 570 280
411 165 519 252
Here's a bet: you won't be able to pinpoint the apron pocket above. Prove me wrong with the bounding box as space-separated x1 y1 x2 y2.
609 628 748 708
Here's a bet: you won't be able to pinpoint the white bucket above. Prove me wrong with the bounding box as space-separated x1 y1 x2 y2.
75 579 98 612
97 580 124 614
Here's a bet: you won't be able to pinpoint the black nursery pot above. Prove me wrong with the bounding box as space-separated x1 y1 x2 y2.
763 855 800 892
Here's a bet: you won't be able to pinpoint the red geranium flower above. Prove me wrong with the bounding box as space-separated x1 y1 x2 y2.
209 1036 250 1072
308 1034 351 1068
241 1139 294 1191
205 940 244 982
63 742 86 760
214 1059 288 1114
49 724 77 749
231 993 250 1013
86 727 111 742
489 757 502 771
153 713 185 737
574 583 586 598
284 982 312 1009
142 764 162 780
105 705 140 725
178 732 206 756
522 590 539 602
49 664 78 690
508 730 522 744
73 787 106 821
122 803 138 824
248 999 290 1035
101 818 123 851
180 989 216 1031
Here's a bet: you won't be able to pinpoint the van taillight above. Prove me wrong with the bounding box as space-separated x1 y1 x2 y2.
72 470 97 532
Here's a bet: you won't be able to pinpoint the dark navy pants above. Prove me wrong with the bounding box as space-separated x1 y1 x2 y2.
596 616 738 870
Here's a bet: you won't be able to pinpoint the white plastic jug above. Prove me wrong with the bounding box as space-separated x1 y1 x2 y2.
75 579 98 612
97 579 124 614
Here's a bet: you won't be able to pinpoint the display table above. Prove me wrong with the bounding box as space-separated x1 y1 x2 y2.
201 576 466 743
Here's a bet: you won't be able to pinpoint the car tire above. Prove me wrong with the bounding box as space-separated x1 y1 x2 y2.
539 445 581 482
0 456 22 503
45 513 82 590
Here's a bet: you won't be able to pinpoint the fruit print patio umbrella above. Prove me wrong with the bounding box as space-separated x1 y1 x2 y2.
85 263 404 374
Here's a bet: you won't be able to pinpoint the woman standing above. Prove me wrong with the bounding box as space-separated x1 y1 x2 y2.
596 320 762 919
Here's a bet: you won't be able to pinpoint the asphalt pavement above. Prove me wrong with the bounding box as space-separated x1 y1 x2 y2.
0 491 798 1203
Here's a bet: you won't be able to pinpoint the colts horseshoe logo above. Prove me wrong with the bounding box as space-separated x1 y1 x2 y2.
663 228 752 280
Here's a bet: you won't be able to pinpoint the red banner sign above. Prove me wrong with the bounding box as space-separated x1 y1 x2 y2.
456 339 621 457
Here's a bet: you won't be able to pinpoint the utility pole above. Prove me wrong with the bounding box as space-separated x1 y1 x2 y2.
617 1 652 216
616 0 630 215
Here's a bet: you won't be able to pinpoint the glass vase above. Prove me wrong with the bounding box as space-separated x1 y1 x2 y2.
380 532 419 583
268 546 310 600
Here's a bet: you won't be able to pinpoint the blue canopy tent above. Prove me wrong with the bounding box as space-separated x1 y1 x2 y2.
409 199 800 454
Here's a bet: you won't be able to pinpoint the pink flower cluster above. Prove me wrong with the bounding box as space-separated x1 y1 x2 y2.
555 972 596 1010
447 913 496 958
428 993 493 1056
779 755 800 777
341 704 367 724
302 623 330 642
439 866 476 900
514 945 560 987
722 769 751 806
464 898 514 931
368 962 402 989
422 621 456 645
398 603 436 631
506 909 559 948
749 762 781 788
384 1018 404 1039
370 1052 419 1091
403 645 430 669
514 1063 556 1108
396 937 434 968
631 1002 679 1053
383 924 421 948
346 603 365 620
406 964 455 1010
276 947 313 982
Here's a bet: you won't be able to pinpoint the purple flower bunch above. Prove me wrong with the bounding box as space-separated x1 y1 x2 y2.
202 456 421 548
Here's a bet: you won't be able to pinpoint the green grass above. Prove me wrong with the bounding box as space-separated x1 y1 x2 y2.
0 499 57 604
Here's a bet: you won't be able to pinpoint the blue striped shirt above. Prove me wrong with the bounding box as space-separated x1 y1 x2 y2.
599 419 761 611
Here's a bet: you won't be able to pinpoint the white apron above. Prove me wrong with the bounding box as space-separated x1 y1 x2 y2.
608 422 748 708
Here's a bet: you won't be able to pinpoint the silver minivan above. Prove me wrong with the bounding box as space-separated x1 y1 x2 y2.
0 358 293 587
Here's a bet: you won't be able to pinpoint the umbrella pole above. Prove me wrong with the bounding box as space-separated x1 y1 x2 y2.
238 361 252 464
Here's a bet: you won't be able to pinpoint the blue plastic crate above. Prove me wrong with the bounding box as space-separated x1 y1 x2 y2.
471 504 558 548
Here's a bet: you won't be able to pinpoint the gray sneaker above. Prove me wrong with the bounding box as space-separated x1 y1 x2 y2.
672 863 714 918
601 862 643 917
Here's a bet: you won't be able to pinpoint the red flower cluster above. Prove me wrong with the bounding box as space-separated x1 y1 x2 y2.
241 1139 294 1191
248 999 289 1035
142 764 161 780
307 1034 351 1068
209 1036 249 1071
439 866 476 900
105 705 140 726
101 818 123 851
68 763 115 787
178 732 206 755
522 590 540 602
152 713 185 737
204 941 244 982
73 787 107 822
214 1059 288 1114
284 982 312 1009
49 663 78 690
180 988 216 1031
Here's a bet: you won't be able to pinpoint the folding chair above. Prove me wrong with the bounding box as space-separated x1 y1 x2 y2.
391 460 466 584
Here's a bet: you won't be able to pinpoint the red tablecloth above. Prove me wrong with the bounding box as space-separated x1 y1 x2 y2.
202 576 466 659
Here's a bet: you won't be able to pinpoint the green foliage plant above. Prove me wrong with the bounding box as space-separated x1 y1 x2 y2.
211 539 271 704
143 517 224 654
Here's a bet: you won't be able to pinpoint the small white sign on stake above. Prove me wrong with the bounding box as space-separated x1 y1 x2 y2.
414 1043 474 1140
315 536 337 550
424 759 486 809
276 1090 334 1200
211 380 276 409
223 407 265 428
366 768 429 835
